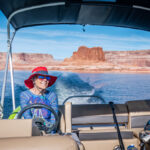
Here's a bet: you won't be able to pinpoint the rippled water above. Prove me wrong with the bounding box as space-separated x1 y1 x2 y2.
1 71 150 118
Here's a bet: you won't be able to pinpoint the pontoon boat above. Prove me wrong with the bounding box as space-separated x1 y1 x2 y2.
0 0 150 150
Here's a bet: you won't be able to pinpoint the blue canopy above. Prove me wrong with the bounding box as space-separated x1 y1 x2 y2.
0 0 150 31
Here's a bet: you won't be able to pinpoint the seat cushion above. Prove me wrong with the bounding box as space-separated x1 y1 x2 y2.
0 135 78 150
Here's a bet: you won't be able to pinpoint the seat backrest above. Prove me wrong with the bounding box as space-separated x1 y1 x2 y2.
64 102 129 132
0 119 41 138
72 104 128 126
126 100 150 128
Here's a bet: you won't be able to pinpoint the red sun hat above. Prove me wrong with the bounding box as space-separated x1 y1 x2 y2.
24 66 57 89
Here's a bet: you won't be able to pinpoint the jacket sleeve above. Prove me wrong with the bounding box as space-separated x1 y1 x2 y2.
20 92 32 119
48 92 58 124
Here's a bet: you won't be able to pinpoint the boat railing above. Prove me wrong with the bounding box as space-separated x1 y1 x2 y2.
62 95 105 105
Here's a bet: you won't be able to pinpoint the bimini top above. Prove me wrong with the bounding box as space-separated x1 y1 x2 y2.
0 0 150 31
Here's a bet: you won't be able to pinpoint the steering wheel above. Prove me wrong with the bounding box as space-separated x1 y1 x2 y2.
17 103 59 133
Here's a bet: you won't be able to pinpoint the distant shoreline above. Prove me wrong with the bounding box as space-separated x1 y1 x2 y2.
1 48 150 75
1 68 150 74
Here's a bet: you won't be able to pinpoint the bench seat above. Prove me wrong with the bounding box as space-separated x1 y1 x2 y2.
126 100 150 128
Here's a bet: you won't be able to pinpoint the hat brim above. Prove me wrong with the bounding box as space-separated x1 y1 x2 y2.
24 73 57 89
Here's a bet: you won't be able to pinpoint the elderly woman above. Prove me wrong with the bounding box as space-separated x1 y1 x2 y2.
20 66 58 126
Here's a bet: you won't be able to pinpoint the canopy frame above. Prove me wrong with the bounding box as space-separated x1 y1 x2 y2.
0 2 65 118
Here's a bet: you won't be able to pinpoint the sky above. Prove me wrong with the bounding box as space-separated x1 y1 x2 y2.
1 11 150 60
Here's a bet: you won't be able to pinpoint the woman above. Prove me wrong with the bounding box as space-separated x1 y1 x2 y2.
20 66 58 125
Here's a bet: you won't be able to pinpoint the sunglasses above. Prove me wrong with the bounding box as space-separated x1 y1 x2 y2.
37 75 51 80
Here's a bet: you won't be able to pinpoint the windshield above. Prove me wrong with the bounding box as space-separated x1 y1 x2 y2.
1 11 150 118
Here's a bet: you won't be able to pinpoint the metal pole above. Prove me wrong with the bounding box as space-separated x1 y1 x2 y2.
133 5 150 11
1 48 9 108
8 2 65 22
109 102 125 150
0 22 11 108
9 32 16 111
0 30 16 112
62 95 105 105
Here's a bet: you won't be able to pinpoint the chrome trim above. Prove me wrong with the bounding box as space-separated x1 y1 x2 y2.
133 5 150 11
1 31 16 111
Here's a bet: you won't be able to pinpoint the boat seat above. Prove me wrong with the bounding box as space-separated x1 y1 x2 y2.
81 137 139 150
126 100 150 128
0 119 41 138
64 102 129 131
0 135 79 150
78 129 139 150
64 102 140 150
71 104 128 129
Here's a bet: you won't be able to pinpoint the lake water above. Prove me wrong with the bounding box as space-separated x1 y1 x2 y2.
0 71 150 118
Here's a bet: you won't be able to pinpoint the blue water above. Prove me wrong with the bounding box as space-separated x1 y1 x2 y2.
1 71 150 118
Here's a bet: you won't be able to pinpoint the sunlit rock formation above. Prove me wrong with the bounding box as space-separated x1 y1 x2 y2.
105 50 150 67
64 46 105 62
0 52 61 70
1 47 150 72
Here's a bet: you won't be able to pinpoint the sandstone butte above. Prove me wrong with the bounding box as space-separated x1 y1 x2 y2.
1 46 150 73
64 46 105 63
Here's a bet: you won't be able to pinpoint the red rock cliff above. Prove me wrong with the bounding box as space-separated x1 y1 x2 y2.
104 50 150 67
0 52 61 70
64 46 105 62
12 53 54 64
2 47 150 72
